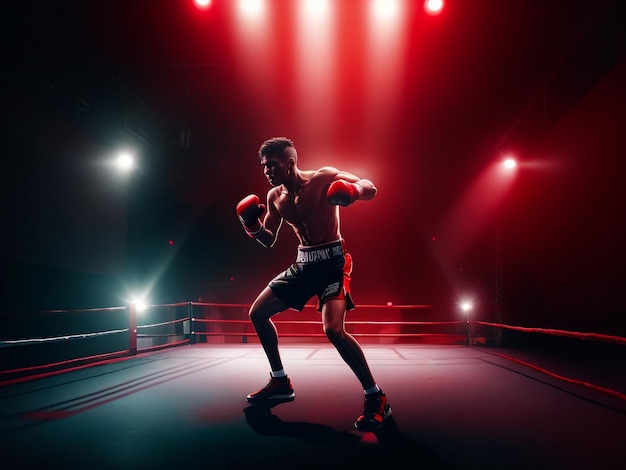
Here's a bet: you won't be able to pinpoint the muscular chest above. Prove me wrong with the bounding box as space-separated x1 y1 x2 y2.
275 189 320 223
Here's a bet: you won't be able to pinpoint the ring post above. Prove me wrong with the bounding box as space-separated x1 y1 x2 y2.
188 301 195 345
460 302 472 347
129 303 138 355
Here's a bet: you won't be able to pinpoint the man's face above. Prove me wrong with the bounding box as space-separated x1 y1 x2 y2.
260 154 290 187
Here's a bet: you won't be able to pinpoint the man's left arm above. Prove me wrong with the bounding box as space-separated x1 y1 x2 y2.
327 172 377 206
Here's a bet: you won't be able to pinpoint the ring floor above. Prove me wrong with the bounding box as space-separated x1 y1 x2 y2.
1 344 625 469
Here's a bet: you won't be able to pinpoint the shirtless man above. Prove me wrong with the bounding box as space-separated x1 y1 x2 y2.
236 137 391 431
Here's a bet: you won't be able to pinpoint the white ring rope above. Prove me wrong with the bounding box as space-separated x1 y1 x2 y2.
0 328 129 346
137 317 187 329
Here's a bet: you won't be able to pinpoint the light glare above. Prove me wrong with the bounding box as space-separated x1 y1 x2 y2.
304 0 329 15
132 297 148 313
425 0 444 14
503 158 517 169
240 0 263 15
116 153 134 172
373 0 399 18
295 0 335 136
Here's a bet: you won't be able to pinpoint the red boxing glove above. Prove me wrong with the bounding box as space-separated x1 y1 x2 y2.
236 194 265 228
327 180 363 206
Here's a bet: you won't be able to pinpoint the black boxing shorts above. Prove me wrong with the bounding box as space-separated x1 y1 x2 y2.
268 239 355 312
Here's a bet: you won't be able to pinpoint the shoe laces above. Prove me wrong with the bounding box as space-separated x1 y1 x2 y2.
263 376 288 389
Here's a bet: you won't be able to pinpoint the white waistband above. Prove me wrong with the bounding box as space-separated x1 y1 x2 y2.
296 240 344 264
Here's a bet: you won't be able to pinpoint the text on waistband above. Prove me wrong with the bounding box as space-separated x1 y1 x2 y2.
297 245 343 263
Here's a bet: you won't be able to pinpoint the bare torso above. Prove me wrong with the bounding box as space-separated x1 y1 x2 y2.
268 167 341 246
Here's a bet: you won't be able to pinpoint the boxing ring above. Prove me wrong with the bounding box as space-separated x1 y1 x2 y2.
1 302 625 468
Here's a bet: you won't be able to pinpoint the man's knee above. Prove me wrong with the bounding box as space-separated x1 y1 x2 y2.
249 304 267 324
249 288 287 323
324 324 345 342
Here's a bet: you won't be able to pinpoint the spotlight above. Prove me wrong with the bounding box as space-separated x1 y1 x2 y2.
373 0 399 18
503 158 517 169
304 0 329 15
424 0 444 15
194 0 212 8
239 0 263 15
115 152 134 172
131 296 148 313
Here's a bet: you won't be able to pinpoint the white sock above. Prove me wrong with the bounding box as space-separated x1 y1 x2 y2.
271 369 286 378
364 385 381 395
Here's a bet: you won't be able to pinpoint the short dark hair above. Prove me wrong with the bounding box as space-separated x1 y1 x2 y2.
258 137 294 158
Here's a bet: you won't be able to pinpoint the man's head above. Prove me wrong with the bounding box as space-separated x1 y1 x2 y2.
258 137 296 162
259 137 297 187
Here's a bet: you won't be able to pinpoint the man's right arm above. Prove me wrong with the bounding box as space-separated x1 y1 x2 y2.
236 193 281 248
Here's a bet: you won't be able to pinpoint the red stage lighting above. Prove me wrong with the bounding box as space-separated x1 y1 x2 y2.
193 0 212 9
294 0 336 136
424 0 444 15
239 0 264 16
303 0 329 15
433 159 518 289
503 158 517 169
372 0 399 19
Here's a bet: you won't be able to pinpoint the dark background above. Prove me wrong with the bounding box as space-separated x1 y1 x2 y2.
1 0 625 335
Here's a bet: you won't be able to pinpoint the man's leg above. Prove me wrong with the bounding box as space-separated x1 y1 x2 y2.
321 299 376 389
322 299 391 431
249 286 289 371
247 287 294 402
